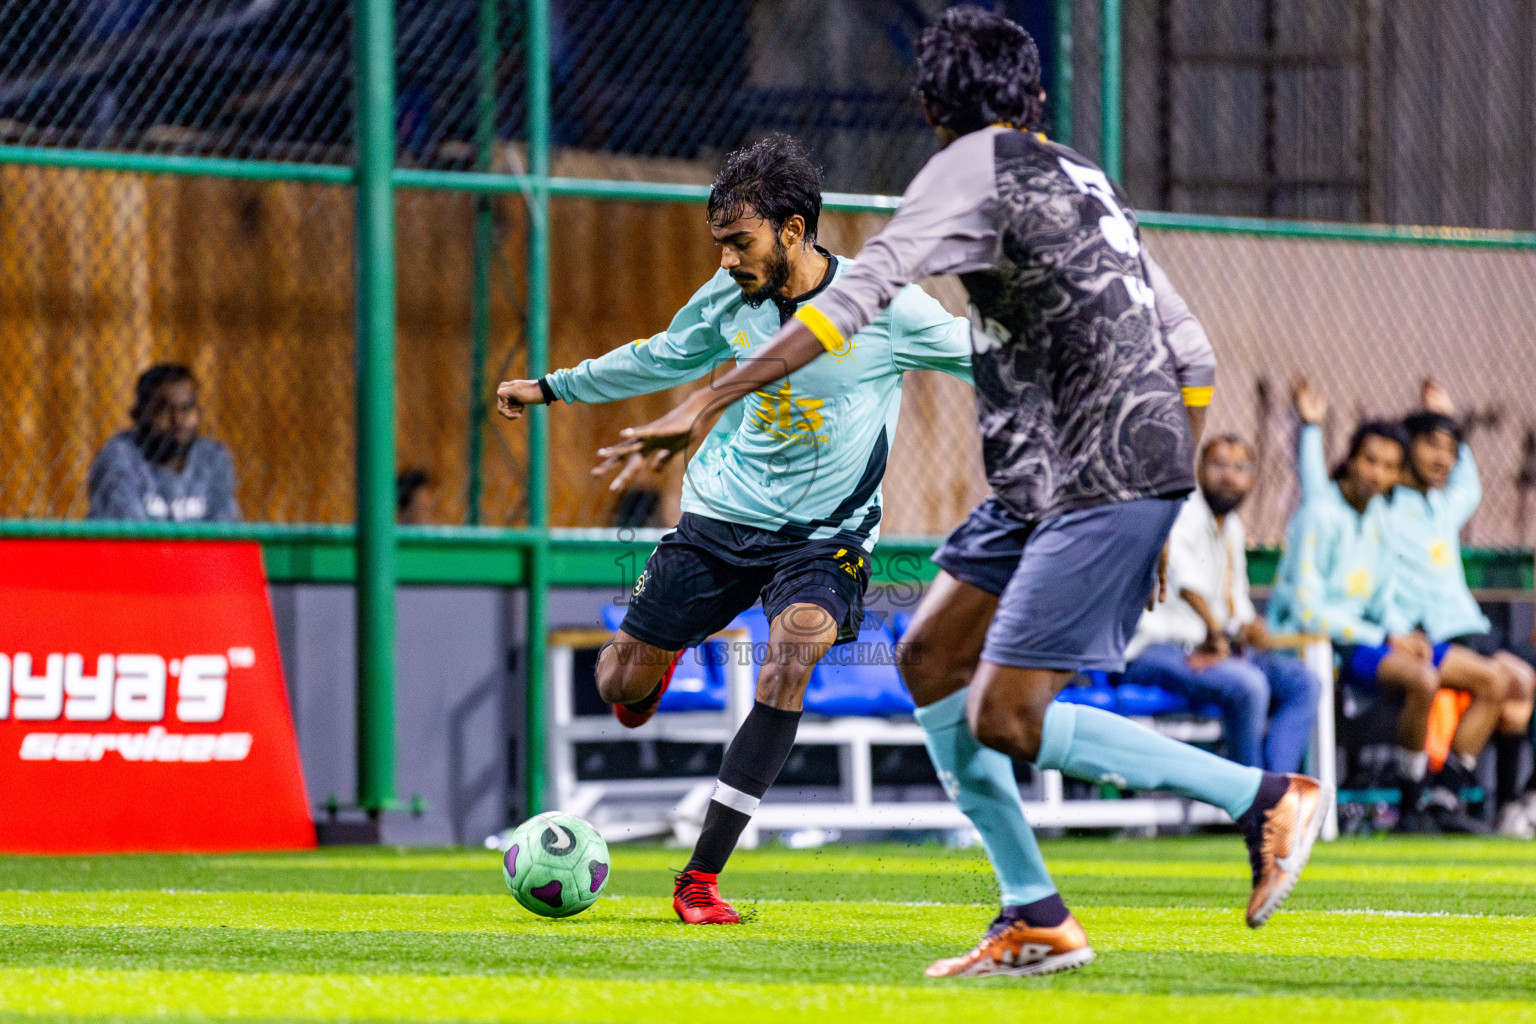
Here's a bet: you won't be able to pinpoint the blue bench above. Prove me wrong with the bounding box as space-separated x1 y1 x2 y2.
599 604 916 718
598 605 727 713
597 604 1216 723
883 621 1221 720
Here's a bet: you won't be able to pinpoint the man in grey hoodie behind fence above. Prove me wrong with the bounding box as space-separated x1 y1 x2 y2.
88 363 240 523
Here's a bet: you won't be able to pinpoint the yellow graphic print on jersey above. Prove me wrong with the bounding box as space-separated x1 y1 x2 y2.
1429 538 1453 566
750 381 829 444
823 335 857 362
1345 566 1373 599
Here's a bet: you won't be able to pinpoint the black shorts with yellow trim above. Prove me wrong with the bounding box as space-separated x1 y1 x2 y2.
620 513 870 652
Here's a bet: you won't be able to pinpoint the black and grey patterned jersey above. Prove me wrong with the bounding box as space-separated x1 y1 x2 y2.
798 125 1209 522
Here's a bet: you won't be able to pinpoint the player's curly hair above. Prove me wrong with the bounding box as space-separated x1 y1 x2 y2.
707 133 822 242
915 5 1043 137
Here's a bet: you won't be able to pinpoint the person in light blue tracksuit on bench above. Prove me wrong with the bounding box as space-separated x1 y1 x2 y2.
1274 381 1507 832
1385 381 1533 835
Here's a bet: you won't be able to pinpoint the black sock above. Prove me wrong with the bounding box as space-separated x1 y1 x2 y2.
685 701 802 875
1237 772 1291 832
1495 735 1525 807
1001 893 1070 929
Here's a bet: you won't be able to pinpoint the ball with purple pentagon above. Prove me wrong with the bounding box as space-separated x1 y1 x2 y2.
501 811 610 918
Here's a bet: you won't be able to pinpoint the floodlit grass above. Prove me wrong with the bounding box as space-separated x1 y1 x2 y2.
1 835 1532 1022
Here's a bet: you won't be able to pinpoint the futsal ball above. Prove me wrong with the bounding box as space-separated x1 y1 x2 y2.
501 811 610 918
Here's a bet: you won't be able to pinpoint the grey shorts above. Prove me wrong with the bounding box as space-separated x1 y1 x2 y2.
933 495 1182 673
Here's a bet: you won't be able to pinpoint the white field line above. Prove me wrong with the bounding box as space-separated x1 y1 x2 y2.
2 889 1531 922
607 894 1534 919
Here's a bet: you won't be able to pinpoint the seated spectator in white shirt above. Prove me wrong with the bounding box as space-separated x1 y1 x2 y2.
87 364 240 522
1124 436 1319 772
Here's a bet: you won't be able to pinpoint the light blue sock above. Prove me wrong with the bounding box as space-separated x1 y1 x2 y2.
1036 702 1262 820
915 687 1058 906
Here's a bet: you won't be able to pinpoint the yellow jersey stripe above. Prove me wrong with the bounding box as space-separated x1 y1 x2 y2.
794 305 846 353
1182 386 1214 408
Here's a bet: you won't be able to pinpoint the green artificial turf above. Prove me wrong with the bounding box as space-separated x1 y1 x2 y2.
1 836 1532 1023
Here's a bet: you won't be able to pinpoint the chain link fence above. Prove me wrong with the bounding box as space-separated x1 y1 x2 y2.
0 0 352 161
2 1 1534 547
0 167 358 521
1146 226 1536 549
1084 0 1536 229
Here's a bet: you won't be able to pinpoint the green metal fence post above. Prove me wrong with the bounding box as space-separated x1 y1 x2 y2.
1099 0 1122 182
524 0 552 817
353 0 399 815
467 0 498 526
1053 0 1074 147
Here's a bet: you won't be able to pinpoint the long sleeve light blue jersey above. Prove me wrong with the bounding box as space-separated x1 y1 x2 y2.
1385 445 1489 641
545 257 973 550
1268 425 1409 646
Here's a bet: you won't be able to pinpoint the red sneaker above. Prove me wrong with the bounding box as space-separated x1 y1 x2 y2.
612 650 681 729
672 870 740 924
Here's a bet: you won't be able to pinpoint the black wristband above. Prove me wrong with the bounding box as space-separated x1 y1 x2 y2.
538 377 558 404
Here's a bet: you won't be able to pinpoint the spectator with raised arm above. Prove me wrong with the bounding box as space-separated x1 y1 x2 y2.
1125 436 1319 773
1389 381 1535 837
88 364 240 523
1269 386 1441 828
1279 382 1506 832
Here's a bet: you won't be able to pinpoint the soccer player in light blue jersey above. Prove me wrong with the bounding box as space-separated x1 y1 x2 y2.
606 8 1328 977
497 135 974 923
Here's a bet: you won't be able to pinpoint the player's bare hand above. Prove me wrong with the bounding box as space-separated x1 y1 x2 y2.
597 393 711 467
1147 543 1169 610
1292 378 1326 425
1422 378 1455 417
496 379 546 420
592 448 673 493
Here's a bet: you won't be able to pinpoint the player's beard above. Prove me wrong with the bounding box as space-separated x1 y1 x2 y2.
133 425 196 466
735 240 792 311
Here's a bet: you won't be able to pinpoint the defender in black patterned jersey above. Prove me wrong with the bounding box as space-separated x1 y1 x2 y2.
603 6 1329 978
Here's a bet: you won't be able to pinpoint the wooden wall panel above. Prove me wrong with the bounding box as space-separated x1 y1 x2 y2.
1 168 356 522
10 161 1530 544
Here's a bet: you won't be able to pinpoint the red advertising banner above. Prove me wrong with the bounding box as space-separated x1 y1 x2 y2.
0 539 316 853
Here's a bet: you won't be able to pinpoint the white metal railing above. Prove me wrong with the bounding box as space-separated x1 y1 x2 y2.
547 629 1338 843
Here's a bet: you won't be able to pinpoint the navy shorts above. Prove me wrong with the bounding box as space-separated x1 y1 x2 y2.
620 513 870 651
933 495 1183 672
1338 639 1455 692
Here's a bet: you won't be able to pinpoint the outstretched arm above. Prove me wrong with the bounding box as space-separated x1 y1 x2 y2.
1423 379 1482 524
1291 379 1331 504
593 325 825 465
599 131 1002 465
496 279 732 421
1145 252 1215 446
889 287 974 383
